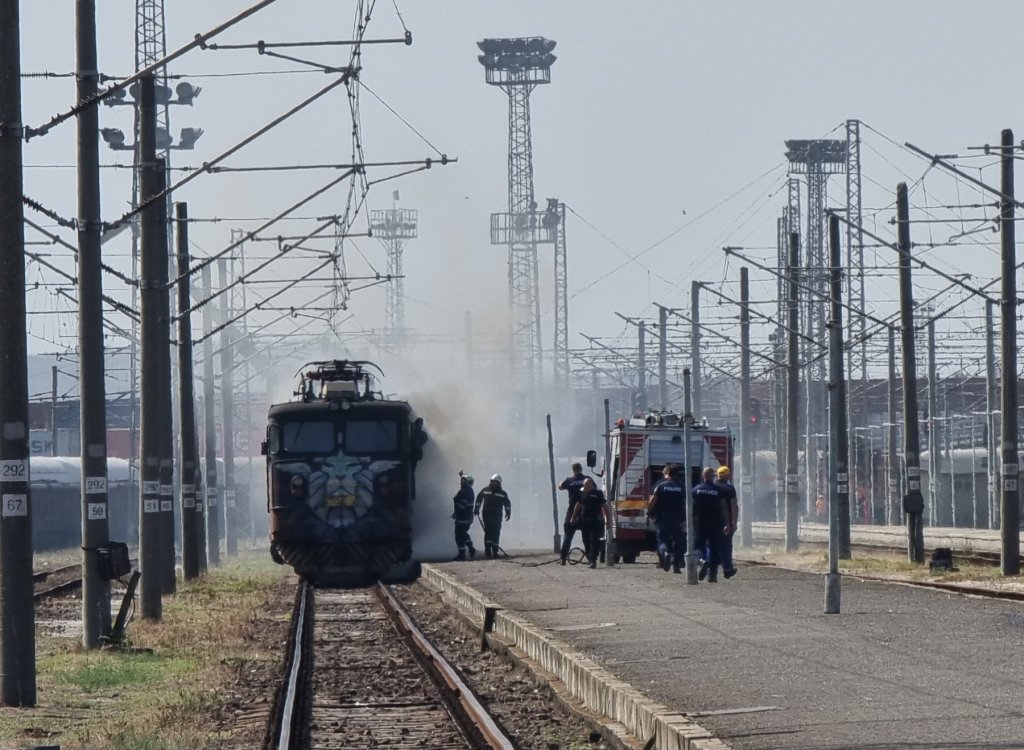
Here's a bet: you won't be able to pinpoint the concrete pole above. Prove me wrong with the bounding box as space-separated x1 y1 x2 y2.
0 0 37 704
175 203 199 580
138 75 163 617
897 182 925 563
658 306 668 411
985 300 997 529
155 159 175 595
887 326 900 526
546 414 560 554
786 233 801 552
603 397 615 566
739 267 753 548
637 322 647 411
690 281 702 420
76 0 112 647
927 319 938 525
829 214 851 562
193 414 207 574
50 366 58 456
682 368 698 583
201 265 220 566
773 333 785 522
218 259 238 556
825 214 846 612
998 128 1020 575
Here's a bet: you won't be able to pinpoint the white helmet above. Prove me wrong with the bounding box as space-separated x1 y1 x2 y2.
490 473 502 483
461 474 474 485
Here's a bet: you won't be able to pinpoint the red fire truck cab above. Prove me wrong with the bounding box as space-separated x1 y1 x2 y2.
606 413 733 563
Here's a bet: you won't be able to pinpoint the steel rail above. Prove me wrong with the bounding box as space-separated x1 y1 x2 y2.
271 579 311 750
375 583 516 750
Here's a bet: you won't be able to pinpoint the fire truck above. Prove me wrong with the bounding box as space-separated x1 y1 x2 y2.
605 412 733 563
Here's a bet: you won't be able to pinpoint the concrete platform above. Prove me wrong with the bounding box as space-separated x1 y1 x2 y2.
426 551 1024 750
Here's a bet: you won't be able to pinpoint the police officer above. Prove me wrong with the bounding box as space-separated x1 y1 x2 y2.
693 467 728 582
647 463 686 574
715 466 738 578
474 474 512 558
570 477 607 569
558 462 588 565
451 472 477 561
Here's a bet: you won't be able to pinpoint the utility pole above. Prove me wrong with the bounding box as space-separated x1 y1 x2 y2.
739 266 752 548
156 159 175 595
682 368 698 584
690 281 702 419
887 326 900 526
602 397 615 566
138 75 162 618
50 366 58 455
825 214 847 612
897 182 924 564
77 0 112 648
546 414 559 554
785 233 801 551
985 300 997 529
201 265 220 565
926 319 939 525
218 259 238 556
658 305 668 411
192 408 206 573
0 0 36 705
998 128 1019 575
637 322 647 411
176 203 199 579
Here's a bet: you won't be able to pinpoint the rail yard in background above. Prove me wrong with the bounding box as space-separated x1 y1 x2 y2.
3 1 1024 748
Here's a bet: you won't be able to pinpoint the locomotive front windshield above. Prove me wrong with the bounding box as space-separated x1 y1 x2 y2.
270 417 401 457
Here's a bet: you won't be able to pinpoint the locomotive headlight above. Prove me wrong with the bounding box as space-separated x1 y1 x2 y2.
290 475 306 498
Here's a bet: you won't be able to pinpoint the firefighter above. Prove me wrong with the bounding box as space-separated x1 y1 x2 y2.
558 462 588 565
451 472 477 561
474 474 512 559
715 466 738 578
693 467 728 582
647 463 686 574
570 477 607 569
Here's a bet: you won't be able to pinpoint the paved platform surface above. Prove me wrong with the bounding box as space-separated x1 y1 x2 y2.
435 549 1024 750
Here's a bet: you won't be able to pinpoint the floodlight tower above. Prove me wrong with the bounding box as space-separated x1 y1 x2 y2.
478 37 556 390
369 198 418 340
785 139 847 515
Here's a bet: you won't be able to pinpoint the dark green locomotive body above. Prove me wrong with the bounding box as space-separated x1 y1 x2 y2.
265 361 426 585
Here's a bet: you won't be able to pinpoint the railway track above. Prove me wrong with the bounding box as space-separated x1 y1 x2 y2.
34 563 82 601
266 581 515 750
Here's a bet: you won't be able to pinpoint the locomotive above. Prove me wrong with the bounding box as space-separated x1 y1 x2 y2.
263 360 427 585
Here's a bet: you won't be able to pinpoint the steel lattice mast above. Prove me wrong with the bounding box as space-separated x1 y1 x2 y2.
370 199 417 341
844 119 866 508
785 139 847 517
479 37 556 391
548 199 569 389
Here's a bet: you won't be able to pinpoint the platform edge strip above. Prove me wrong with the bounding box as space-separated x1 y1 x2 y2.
421 564 730 750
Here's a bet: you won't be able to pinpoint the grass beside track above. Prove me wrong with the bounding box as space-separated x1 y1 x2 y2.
1 551 291 750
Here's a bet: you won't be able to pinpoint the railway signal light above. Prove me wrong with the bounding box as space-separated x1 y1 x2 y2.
748 397 761 434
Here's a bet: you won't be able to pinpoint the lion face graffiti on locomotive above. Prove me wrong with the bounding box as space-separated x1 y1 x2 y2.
276 456 407 534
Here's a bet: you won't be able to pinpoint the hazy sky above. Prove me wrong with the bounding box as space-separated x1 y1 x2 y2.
15 1 1024 392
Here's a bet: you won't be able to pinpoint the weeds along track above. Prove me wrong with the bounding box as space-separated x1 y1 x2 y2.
266 580 514 750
